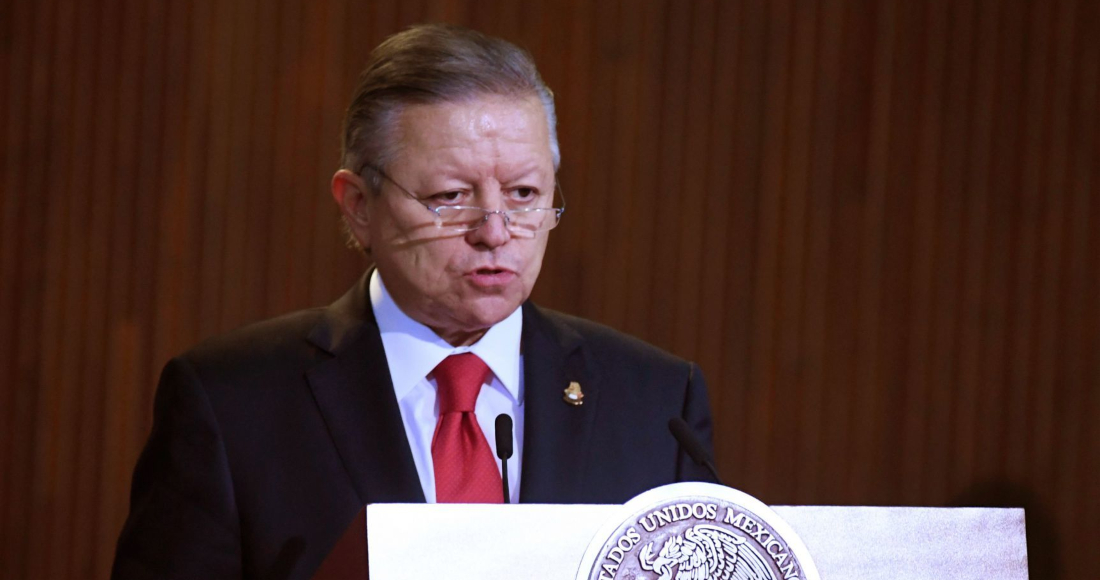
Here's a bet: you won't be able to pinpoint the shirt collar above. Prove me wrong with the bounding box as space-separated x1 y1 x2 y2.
369 270 523 403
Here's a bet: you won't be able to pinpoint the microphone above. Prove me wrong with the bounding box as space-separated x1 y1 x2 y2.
495 414 514 503
668 417 724 486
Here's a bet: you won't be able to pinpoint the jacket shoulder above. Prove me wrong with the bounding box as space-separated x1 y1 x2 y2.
177 308 330 386
535 307 692 371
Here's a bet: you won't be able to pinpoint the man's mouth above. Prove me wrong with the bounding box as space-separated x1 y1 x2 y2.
466 267 517 288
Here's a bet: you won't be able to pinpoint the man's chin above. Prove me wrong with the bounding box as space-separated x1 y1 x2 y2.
454 295 524 327
434 306 518 346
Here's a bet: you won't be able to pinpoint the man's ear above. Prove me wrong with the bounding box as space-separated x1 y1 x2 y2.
331 169 373 249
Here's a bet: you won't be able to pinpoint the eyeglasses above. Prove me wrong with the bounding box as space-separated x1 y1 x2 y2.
361 164 565 238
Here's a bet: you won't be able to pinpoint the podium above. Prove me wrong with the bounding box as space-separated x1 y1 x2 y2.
314 488 1028 579
362 504 1027 579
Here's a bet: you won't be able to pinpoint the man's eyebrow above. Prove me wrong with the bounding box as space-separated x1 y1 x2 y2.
419 164 550 188
499 164 552 184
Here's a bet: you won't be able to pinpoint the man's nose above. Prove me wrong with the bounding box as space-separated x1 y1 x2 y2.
466 212 511 248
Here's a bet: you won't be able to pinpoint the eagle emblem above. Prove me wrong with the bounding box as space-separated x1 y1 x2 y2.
638 524 776 580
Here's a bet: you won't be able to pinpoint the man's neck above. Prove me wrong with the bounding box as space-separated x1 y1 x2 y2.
432 326 489 348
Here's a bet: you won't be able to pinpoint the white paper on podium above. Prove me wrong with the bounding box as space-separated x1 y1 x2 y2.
366 504 1027 579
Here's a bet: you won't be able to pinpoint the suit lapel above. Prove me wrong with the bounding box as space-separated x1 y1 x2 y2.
518 303 600 503
305 273 425 505
305 278 600 505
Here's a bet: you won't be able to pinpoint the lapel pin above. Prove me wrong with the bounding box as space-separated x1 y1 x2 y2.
563 381 584 406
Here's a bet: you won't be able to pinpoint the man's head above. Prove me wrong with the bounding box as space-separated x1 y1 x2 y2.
331 24 561 346
340 23 559 191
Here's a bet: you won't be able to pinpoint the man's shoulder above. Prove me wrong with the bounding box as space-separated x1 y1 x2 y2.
176 307 332 384
530 305 692 371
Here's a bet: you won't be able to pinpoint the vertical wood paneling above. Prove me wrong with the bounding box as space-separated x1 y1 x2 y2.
2 1 1098 577
797 0 843 503
71 0 122 573
1033 0 1077 501
981 0 1022 486
718 0 760 490
1062 0 1098 546
926 0 971 503
953 0 998 493
196 0 234 339
648 0 690 348
27 0 65 574
1 2 40 577
775 0 814 498
575 0 613 324
672 0 716 359
851 0 893 503
617 0 662 342
697 0 739 475
972 0 1009 484
267 0 299 313
221 0 256 329
244 0 278 327
1007 0 1049 486
899 0 943 505
746 0 789 496
600 0 637 334
877 0 919 502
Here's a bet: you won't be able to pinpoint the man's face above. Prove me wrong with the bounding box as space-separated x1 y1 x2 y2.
363 94 556 345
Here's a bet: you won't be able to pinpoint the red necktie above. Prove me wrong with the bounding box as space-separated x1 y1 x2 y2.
431 353 503 503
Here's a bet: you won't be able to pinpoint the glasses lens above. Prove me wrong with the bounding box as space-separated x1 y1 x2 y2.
434 207 486 230
509 208 557 232
432 207 561 233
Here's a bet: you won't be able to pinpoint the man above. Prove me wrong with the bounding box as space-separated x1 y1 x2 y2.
113 24 713 579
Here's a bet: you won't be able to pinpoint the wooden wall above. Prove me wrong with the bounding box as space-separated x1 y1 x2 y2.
2 0 1097 577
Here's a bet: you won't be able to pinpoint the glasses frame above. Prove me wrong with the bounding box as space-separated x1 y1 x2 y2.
359 163 566 235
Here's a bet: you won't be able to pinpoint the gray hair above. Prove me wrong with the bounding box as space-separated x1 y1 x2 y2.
341 23 559 182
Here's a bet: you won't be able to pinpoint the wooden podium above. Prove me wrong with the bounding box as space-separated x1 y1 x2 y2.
314 501 1028 579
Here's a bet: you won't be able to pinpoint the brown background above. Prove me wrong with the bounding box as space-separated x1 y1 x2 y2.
2 0 1097 578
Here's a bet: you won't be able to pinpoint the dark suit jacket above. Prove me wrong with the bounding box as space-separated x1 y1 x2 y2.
112 274 714 579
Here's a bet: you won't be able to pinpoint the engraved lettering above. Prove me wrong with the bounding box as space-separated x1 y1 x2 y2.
749 522 768 542
626 527 640 545
583 485 815 580
767 539 783 555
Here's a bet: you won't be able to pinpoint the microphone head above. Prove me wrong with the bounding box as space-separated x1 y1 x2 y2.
668 417 710 465
495 413 514 460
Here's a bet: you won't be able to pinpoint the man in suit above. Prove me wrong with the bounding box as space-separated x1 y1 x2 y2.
113 24 713 579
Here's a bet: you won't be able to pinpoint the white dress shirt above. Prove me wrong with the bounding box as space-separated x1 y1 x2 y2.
369 270 524 503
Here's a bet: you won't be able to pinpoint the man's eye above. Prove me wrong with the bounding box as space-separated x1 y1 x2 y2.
431 191 464 204
512 187 538 201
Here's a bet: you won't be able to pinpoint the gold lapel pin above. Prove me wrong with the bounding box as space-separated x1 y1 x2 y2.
563 381 584 406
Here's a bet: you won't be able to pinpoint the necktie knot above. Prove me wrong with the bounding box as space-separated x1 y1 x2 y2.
434 353 491 413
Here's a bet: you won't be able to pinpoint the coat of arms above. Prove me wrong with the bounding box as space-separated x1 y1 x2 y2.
639 524 775 580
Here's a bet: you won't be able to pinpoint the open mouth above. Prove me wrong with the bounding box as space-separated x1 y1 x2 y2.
466 267 516 287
